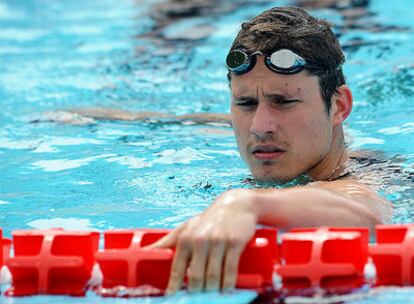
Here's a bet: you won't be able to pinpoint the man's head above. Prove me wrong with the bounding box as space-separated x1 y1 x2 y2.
228 6 352 182
228 6 345 114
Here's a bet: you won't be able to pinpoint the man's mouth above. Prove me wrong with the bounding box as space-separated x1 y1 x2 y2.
251 145 285 161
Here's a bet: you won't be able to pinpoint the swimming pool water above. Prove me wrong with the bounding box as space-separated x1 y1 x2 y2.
1 0 414 303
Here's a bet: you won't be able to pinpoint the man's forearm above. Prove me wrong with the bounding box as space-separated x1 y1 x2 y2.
252 187 386 231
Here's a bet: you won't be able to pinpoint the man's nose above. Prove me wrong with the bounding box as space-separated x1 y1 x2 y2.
250 102 277 139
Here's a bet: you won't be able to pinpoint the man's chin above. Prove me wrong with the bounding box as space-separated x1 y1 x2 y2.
247 161 305 184
251 171 294 184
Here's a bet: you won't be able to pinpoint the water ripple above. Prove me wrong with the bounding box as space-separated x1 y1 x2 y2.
32 154 115 172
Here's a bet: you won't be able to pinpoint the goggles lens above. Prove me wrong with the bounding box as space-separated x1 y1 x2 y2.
226 50 247 69
269 49 305 69
226 50 256 74
226 49 322 75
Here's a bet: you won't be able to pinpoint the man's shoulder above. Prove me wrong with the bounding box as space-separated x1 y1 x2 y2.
307 178 373 194
348 149 387 164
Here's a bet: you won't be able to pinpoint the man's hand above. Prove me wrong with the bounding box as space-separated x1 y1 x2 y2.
147 189 259 294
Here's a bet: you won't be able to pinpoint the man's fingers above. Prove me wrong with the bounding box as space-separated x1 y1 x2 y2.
146 222 189 249
146 231 178 249
187 239 208 292
222 241 243 290
205 239 226 291
166 243 191 294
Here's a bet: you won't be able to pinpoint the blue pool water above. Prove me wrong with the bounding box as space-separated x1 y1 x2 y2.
1 0 414 303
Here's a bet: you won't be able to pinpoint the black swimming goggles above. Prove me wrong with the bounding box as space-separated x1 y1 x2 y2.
226 49 323 75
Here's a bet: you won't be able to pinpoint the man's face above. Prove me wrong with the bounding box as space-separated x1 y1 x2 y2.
230 56 334 182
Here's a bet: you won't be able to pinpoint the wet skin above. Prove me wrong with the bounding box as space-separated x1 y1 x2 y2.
146 56 392 295
230 56 343 182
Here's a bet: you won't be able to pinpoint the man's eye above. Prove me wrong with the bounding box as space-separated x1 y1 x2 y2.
275 99 299 105
236 100 257 107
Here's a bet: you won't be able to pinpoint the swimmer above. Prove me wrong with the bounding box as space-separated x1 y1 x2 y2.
144 6 393 294
51 6 392 294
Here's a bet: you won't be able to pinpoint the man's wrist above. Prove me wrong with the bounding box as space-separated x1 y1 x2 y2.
244 189 263 221
253 189 286 227
220 188 261 221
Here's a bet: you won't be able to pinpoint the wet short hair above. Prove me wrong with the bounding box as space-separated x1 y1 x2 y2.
227 6 345 114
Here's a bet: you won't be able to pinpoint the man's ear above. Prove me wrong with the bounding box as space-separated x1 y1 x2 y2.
332 85 353 126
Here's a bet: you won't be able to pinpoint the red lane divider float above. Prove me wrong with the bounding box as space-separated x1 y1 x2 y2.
237 228 279 290
2 238 12 265
95 228 278 297
1 225 414 298
0 229 11 267
369 224 414 286
0 228 12 294
5 229 99 296
276 227 369 294
95 229 173 296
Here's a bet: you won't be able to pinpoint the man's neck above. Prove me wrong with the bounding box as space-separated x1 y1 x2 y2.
307 128 349 181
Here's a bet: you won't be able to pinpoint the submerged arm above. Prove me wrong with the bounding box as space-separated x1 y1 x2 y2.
65 107 232 125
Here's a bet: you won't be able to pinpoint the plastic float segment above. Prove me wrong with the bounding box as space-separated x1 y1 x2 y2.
2 238 12 265
95 229 172 296
0 229 2 268
237 228 279 289
369 224 414 286
0 229 12 295
5 229 99 296
95 228 278 296
276 227 369 294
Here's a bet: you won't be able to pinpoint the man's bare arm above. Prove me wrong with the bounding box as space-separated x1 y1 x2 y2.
254 180 392 232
